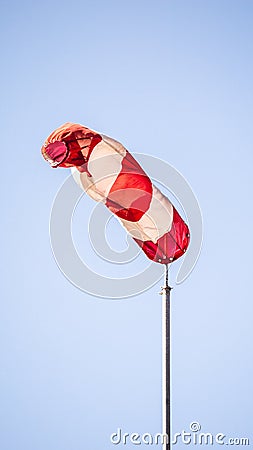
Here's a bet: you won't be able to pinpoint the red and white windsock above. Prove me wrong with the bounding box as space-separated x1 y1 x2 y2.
41 122 190 264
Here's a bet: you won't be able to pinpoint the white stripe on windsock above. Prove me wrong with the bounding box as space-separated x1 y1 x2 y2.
71 135 126 202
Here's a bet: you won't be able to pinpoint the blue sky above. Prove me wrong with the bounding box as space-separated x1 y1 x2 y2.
1 0 253 448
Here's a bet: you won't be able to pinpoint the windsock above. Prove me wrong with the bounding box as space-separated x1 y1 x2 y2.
41 123 190 264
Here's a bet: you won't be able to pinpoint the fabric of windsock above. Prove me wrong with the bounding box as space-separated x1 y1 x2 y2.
41 122 190 264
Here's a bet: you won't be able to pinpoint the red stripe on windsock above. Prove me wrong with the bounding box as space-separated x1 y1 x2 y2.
105 151 152 222
133 207 190 263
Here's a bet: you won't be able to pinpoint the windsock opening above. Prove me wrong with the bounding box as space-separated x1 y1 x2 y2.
41 122 102 168
43 141 69 168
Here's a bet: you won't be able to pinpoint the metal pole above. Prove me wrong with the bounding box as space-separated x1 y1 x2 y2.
161 264 172 450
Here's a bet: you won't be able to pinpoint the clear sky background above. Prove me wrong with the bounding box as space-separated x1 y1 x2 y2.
1 0 253 448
